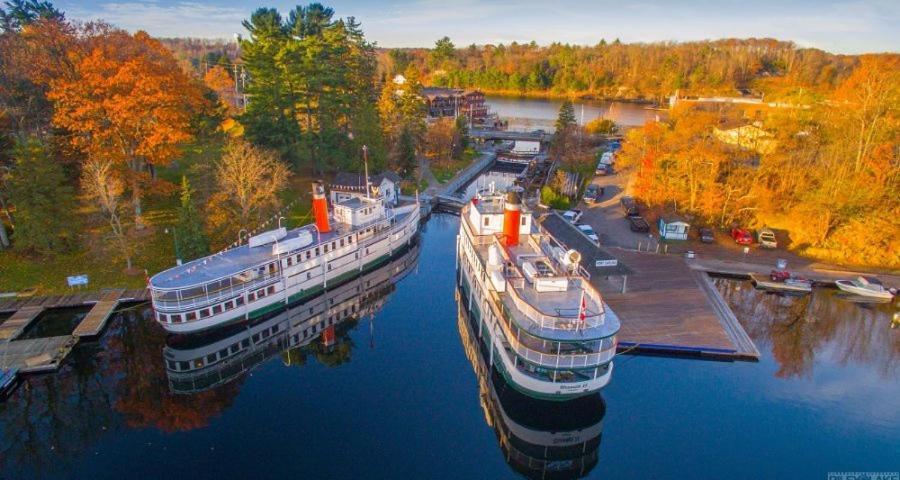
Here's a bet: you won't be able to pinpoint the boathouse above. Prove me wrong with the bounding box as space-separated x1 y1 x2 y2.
421 87 488 121
658 216 690 241
330 171 401 206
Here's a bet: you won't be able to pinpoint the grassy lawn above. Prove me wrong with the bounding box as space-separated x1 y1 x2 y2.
431 148 478 184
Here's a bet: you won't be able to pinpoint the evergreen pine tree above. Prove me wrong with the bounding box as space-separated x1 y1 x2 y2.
7 138 76 255
175 175 208 262
555 100 577 132
396 127 417 178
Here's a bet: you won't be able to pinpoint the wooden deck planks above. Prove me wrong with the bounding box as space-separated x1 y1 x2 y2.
0 306 45 340
72 289 125 338
0 336 77 373
594 248 758 360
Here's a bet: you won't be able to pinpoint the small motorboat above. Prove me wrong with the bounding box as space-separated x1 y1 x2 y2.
0 368 20 399
750 270 813 293
835 276 895 300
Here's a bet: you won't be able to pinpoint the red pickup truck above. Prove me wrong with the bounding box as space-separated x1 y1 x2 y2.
730 228 753 245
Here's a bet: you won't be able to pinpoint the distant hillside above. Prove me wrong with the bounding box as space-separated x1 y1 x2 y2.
376 38 886 103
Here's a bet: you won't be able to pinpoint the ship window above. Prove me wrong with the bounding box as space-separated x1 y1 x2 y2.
483 217 489 226
199 308 210 318
212 305 222 315
267 286 275 295
324 245 329 253
315 247 320 256
206 354 216 363
307 272 312 280
272 324 279 333
248 292 256 301
328 264 332 271
236 297 244 306
172 314 183 323
287 257 293 266
178 361 189 370
194 359 204 368
262 330 269 339
230 344 239 354
241 339 250 348
306 251 311 260
252 333 260 342
186 312 197 321
219 348 228 359
331 241 336 250
521 217 526 225
256 289 265 298
339 239 344 247
348 236 352 244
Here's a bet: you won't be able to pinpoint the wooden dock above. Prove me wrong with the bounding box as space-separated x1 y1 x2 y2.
0 306 45 340
539 216 758 361
73 289 124 337
0 288 150 395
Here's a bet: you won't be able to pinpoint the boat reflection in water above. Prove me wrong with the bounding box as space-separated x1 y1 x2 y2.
457 289 605 479
162 244 419 394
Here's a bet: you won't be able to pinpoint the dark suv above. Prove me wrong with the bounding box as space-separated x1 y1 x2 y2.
620 196 639 216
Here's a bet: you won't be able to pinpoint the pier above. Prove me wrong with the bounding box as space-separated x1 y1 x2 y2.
539 213 759 361
0 288 149 383
434 152 496 210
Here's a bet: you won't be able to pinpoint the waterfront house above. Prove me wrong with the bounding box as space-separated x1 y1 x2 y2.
330 171 401 206
713 122 776 154
421 87 488 122
658 216 691 241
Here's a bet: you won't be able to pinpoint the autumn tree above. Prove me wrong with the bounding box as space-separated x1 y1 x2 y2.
379 65 426 170
203 64 237 112
208 139 290 243
395 127 417 178
6 137 75 254
81 157 133 270
49 28 203 228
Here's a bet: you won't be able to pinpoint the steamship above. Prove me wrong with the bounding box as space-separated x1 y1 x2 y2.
149 181 420 334
456 189 620 400
163 244 419 394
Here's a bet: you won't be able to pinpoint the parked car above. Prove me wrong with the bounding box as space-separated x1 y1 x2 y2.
584 184 604 203
757 228 778 248
576 224 600 243
627 216 650 233
699 228 715 244
595 163 612 175
620 196 639 216
562 209 583 223
731 227 753 245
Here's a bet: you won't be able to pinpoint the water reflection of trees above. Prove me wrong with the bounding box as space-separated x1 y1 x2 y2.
715 279 898 379
0 307 238 476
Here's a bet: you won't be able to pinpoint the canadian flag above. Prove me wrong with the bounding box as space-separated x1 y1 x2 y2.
578 290 587 327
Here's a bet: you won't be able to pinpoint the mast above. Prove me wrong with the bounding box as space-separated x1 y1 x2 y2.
363 144 370 199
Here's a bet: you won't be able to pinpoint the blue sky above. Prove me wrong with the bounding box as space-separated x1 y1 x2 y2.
58 0 899 54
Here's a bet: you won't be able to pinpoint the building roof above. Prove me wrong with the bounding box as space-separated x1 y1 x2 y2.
659 215 689 225
331 171 400 190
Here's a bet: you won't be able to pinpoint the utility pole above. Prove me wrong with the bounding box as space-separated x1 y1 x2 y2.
0 219 9 248
362 145 370 199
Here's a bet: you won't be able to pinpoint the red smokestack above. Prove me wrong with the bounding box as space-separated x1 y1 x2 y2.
322 324 336 346
503 189 522 247
312 181 331 233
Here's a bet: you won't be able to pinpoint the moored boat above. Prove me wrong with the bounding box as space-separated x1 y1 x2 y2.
457 188 620 400
149 181 420 334
750 271 812 293
835 276 894 300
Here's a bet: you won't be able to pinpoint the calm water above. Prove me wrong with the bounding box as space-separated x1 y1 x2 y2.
1 213 898 478
485 95 660 132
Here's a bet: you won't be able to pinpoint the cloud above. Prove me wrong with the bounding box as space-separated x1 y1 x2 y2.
63 1 246 38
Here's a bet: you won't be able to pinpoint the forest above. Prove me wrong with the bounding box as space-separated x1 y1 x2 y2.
379 37 864 103
0 1 431 294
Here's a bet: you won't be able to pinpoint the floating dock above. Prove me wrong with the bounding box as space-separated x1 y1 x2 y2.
73 289 125 337
539 214 759 361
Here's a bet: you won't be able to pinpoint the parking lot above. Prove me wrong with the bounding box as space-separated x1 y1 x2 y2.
573 170 832 271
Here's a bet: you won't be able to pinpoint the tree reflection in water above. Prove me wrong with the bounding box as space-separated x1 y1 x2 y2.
713 277 898 379
0 306 238 475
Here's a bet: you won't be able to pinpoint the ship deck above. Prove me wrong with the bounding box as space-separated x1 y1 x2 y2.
151 208 415 290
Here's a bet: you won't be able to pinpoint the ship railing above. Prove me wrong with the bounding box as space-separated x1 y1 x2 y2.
152 275 280 312
506 328 616 369
503 276 608 331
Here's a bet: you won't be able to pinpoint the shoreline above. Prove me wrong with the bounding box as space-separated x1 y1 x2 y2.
459 88 662 106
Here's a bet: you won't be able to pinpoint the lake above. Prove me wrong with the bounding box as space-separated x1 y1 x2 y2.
484 95 660 132
1 169 897 479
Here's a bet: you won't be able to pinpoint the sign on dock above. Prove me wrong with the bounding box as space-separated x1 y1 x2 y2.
67 275 89 288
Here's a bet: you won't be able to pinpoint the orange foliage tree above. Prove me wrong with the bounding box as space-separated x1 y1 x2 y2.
203 64 237 113
48 29 204 227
